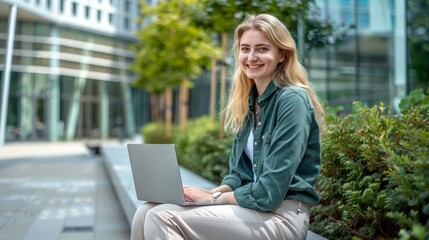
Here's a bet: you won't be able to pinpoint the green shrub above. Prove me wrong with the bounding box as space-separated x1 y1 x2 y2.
399 88 429 112
311 93 429 239
174 116 232 184
141 121 175 143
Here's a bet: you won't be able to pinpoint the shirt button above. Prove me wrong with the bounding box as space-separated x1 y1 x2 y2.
257 122 261 126
254 141 257 146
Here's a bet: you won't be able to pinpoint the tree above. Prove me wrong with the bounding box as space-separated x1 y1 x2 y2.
131 0 221 134
191 0 240 127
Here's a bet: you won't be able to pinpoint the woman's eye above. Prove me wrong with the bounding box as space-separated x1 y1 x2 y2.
241 47 250 52
257 48 268 52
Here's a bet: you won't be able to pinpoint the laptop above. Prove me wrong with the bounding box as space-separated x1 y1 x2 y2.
127 143 221 206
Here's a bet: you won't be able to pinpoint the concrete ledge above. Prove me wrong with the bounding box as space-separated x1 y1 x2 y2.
101 144 140 224
101 143 326 240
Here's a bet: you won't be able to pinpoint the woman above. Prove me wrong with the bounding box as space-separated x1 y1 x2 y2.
131 13 325 240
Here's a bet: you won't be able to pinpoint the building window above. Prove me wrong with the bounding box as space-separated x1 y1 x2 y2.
341 0 353 25
125 1 131 12
85 6 90 19
124 18 130 30
358 13 369 28
97 10 102 22
357 0 369 29
72 2 78 16
109 13 114 24
60 0 65 13
358 0 368 5
36 0 40 5
389 0 395 28
47 0 51 10
341 10 353 25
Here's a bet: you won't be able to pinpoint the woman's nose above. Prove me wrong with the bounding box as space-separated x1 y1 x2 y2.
249 50 258 61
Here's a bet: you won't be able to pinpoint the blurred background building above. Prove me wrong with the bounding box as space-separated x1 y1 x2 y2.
310 0 409 112
0 0 144 144
0 0 420 144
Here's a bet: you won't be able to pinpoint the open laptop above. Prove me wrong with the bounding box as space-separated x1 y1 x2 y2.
127 143 221 206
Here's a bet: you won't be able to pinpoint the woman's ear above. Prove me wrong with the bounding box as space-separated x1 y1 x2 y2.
278 50 286 63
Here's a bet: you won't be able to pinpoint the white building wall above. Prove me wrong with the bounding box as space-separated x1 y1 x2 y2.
1 0 140 38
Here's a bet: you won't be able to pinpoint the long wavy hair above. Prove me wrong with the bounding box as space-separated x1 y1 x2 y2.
224 14 325 133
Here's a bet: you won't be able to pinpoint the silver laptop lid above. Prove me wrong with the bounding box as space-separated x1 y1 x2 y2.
127 144 186 205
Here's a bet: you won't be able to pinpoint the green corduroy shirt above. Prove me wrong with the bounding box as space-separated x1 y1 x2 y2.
221 81 321 212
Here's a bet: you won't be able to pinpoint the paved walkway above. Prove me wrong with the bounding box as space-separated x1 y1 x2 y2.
0 141 130 240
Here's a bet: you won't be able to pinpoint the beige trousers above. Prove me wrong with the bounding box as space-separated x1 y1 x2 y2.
130 199 310 240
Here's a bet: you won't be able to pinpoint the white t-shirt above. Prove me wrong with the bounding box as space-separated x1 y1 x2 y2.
244 129 256 181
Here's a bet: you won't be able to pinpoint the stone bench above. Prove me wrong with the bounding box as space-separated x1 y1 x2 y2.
100 143 326 240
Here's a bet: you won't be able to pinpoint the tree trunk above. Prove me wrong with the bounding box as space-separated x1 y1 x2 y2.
165 88 173 138
179 78 190 130
210 56 217 119
219 32 228 137
150 94 159 121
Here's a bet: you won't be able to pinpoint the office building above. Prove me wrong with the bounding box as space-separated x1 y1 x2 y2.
310 0 408 112
0 0 145 143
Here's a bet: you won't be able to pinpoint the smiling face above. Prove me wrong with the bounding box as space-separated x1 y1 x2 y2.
239 29 285 93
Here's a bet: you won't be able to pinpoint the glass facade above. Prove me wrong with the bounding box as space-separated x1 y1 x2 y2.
0 19 139 141
311 0 400 112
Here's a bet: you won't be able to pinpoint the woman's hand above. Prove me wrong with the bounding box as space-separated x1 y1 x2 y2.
183 185 213 203
183 185 237 205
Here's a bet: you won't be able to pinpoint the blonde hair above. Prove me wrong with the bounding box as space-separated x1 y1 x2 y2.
224 14 325 133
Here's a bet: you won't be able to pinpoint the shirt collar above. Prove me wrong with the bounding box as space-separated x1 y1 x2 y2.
258 81 279 102
248 81 279 108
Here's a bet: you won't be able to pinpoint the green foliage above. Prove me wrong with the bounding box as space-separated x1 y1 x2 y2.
195 0 314 34
130 0 221 94
311 97 429 239
399 88 429 113
141 121 175 144
173 116 232 184
324 104 344 122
